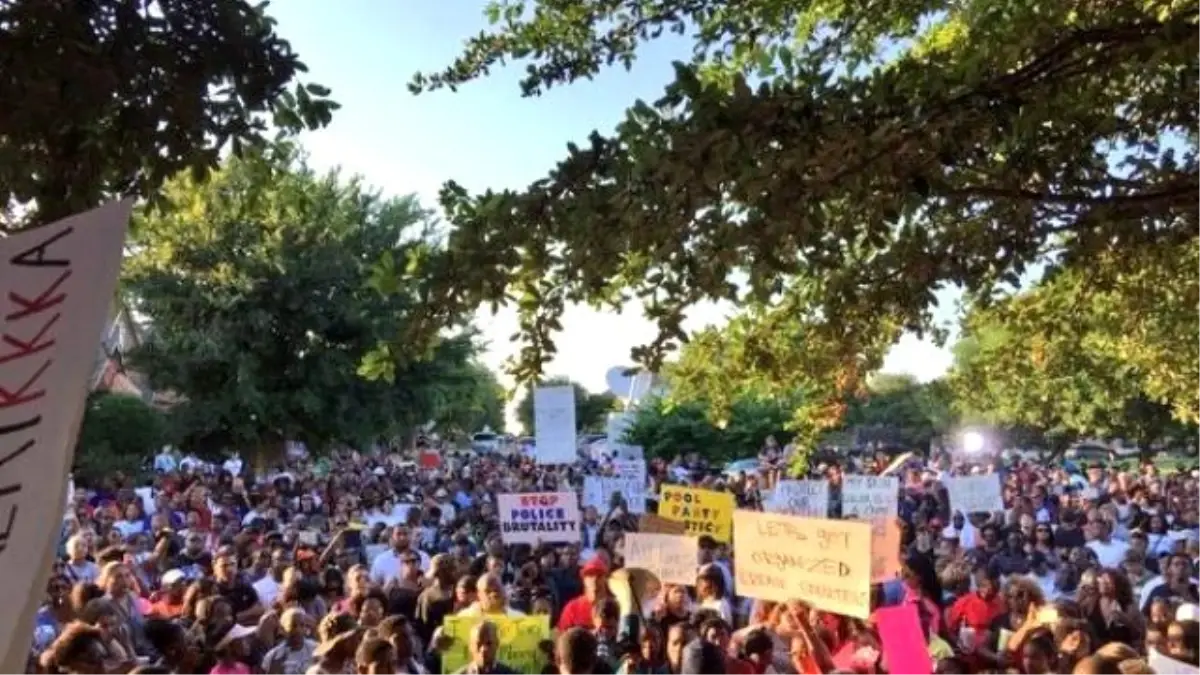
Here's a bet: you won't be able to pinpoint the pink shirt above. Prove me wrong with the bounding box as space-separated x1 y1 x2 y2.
210 662 251 675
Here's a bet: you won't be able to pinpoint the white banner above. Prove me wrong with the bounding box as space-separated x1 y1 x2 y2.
0 201 132 673
623 532 698 586
842 475 899 519
767 479 829 518
583 475 647 514
497 492 581 545
534 386 576 464
945 474 1004 515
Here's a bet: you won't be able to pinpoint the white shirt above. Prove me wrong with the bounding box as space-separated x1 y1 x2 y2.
370 549 430 584
1088 538 1130 568
253 575 281 608
153 453 177 473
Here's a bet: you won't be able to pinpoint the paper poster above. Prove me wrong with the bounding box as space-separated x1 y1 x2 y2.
1149 649 1200 675
732 510 872 618
639 513 688 535
0 201 132 673
439 614 551 674
534 386 576 464
945 474 1003 514
623 532 698 586
612 459 646 483
767 480 829 518
870 518 902 583
658 485 735 543
842 475 899 519
497 492 581 545
583 475 646 514
875 605 932 674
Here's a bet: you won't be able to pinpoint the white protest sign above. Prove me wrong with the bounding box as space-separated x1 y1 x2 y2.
0 201 132 673
841 475 899 519
534 386 576 464
606 411 634 454
1150 649 1200 674
623 533 698 586
498 492 581 545
945 474 1004 514
767 480 829 518
612 459 646 484
583 475 646 514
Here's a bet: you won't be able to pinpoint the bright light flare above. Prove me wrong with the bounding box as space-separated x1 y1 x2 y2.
962 431 986 454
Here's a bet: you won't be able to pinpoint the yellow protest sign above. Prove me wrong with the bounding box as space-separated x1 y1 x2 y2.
658 486 735 543
733 510 872 618
439 615 550 674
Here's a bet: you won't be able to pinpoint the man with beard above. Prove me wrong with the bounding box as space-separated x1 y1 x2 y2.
171 531 213 580
371 525 431 583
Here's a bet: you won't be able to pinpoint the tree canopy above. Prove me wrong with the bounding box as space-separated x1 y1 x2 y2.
949 241 1198 454
623 395 795 466
0 0 336 229
123 143 488 458
74 393 167 485
516 377 619 435
392 0 1196 446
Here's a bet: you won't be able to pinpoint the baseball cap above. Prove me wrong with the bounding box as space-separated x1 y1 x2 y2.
1177 603 1200 623
580 557 608 578
161 569 186 586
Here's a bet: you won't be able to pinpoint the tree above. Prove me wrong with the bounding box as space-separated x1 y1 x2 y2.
74 393 167 485
948 246 1199 458
1 0 337 229
840 375 956 450
430 362 508 437
623 395 795 465
389 0 1196 450
515 377 618 435
124 143 481 458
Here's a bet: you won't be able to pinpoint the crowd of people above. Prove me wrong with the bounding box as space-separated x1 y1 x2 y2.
26 439 1200 674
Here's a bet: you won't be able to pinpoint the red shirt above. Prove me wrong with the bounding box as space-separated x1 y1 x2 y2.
946 591 1006 635
557 595 594 631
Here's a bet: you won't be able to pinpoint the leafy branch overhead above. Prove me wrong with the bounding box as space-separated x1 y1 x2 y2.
400 0 1197 415
0 0 338 229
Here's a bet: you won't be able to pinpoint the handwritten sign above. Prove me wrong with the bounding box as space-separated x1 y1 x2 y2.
733 510 872 618
0 201 132 673
842 475 899 519
658 486 735 543
440 615 550 674
497 492 581 545
534 386 576 464
869 518 902 583
583 476 646 514
624 533 698 586
945 474 1003 514
767 480 829 518
639 513 688 535
612 459 646 484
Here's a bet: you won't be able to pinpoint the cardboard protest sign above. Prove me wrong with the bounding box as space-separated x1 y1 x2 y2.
498 492 581 545
639 513 688 535
623 533 698 586
842 475 899 519
658 486 735 543
875 605 932 674
766 480 829 518
440 615 551 674
945 474 1003 514
0 201 132 673
869 518 902 583
733 510 872 618
534 386 576 464
612 459 646 484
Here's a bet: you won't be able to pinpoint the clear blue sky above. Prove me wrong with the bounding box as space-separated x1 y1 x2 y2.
269 1 956 396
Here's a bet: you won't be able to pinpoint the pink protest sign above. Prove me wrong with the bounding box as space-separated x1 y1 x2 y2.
875 604 932 674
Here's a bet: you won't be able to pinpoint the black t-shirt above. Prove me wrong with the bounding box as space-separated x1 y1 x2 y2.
219 579 260 615
1055 526 1086 550
388 586 419 619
